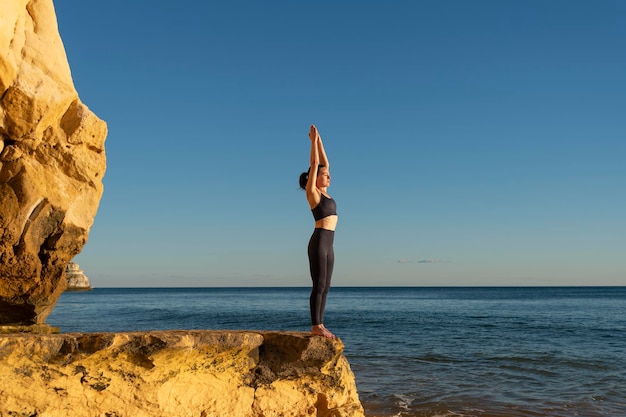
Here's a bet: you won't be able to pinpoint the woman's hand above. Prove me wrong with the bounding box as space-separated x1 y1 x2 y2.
309 124 320 142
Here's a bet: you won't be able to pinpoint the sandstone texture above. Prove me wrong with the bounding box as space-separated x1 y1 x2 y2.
0 330 365 417
0 0 107 325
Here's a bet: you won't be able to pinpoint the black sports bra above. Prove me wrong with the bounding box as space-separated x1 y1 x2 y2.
312 193 337 221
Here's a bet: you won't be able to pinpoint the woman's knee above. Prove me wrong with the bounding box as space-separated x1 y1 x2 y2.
312 280 329 295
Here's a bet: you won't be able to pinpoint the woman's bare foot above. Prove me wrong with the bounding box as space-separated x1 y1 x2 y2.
312 324 336 339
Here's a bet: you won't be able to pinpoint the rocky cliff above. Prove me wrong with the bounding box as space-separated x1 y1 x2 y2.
0 0 106 325
0 330 365 417
65 261 92 290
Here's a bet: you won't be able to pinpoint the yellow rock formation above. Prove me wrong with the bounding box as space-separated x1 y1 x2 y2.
1 0 107 325
0 330 365 417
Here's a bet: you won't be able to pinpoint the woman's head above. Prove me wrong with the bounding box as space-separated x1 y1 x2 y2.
299 165 329 190
316 166 331 189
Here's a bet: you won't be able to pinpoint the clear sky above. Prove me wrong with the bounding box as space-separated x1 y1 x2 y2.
55 1 625 287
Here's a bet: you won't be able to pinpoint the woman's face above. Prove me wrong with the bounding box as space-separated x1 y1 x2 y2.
316 167 331 188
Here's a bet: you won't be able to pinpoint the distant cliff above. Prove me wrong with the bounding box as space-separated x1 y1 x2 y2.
0 330 365 417
65 262 92 291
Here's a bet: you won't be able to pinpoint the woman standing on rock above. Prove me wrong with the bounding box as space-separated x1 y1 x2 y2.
299 124 338 339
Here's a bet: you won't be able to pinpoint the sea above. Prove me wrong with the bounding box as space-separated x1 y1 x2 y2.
47 286 626 417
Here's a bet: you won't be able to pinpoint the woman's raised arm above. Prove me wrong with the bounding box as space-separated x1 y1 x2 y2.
311 124 330 169
306 125 321 205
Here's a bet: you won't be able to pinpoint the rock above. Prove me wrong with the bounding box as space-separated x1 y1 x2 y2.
0 330 365 417
65 261 92 291
0 0 106 325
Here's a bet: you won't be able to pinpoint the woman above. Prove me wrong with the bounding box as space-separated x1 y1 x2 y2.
299 124 338 339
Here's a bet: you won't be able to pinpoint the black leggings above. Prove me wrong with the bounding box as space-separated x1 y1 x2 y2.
308 228 335 326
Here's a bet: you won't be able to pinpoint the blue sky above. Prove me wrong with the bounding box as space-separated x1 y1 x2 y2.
55 1 625 287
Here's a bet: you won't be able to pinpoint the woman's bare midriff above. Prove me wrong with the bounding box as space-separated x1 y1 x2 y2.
314 215 338 231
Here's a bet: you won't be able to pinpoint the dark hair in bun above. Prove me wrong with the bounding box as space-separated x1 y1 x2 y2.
298 165 325 190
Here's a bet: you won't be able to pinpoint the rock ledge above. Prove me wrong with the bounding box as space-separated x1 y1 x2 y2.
0 330 364 417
